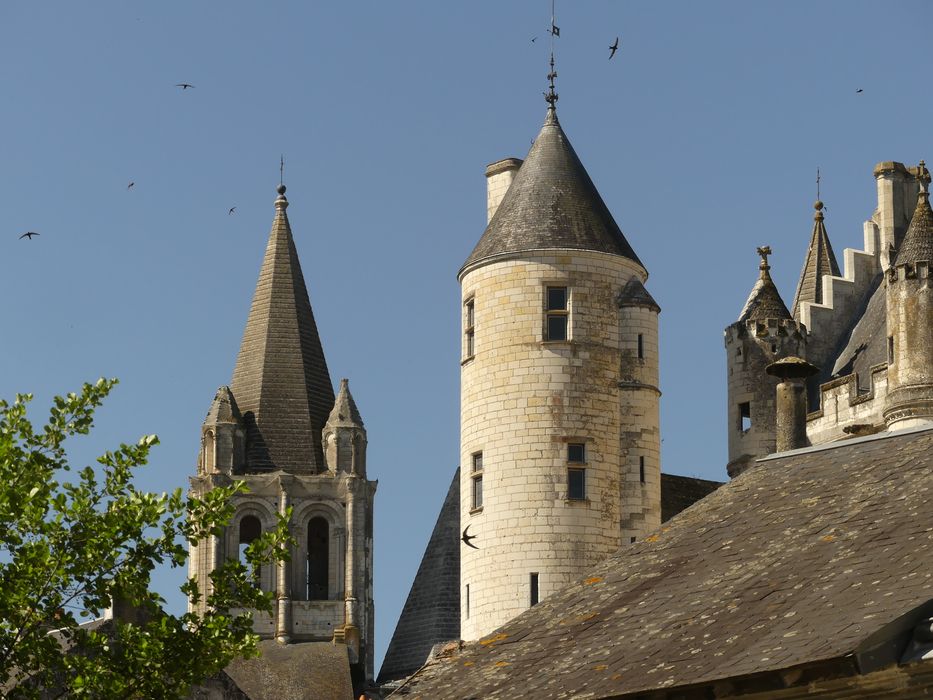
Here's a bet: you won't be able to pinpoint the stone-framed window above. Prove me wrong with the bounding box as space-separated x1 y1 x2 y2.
637 334 644 360
471 452 483 511
639 456 646 484
530 572 539 607
567 443 586 500
545 286 569 341
464 297 475 360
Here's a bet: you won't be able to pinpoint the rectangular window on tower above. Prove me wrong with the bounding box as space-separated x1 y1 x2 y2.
545 286 569 341
637 334 644 359
464 298 475 360
530 573 539 607
471 452 483 511
888 336 895 365
639 456 646 484
739 402 752 432
465 584 470 619
567 443 586 500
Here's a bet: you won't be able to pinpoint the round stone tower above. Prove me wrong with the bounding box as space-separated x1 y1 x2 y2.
724 247 806 478
459 104 660 641
884 161 933 429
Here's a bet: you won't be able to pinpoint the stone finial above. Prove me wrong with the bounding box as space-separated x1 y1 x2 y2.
813 200 824 220
275 183 288 210
918 160 930 194
756 246 772 275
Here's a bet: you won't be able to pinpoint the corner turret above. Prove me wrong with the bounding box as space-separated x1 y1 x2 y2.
883 161 933 429
724 247 806 478
199 386 244 475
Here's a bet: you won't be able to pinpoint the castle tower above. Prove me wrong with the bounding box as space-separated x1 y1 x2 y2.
724 247 806 478
458 100 660 641
883 161 933 430
188 185 377 683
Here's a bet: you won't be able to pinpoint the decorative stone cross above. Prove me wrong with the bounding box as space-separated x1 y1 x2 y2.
757 245 772 271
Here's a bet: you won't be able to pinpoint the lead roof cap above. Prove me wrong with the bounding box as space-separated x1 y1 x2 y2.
461 108 643 277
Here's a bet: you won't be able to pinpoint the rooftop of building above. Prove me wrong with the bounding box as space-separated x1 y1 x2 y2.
394 425 933 699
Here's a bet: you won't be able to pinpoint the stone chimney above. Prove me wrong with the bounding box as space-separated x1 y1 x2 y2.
766 357 819 452
873 162 920 270
485 158 522 223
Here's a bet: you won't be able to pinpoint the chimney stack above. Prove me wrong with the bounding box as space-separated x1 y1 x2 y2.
766 357 819 452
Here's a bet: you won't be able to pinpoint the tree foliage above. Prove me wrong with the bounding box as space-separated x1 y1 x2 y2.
0 379 291 698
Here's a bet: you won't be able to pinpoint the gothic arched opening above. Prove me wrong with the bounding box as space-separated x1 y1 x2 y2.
307 517 329 600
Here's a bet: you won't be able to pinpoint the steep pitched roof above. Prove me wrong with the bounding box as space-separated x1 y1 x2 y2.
791 201 841 318
378 469 461 684
204 385 241 425
230 186 334 474
397 427 933 699
617 276 661 313
894 163 933 266
461 108 643 275
737 248 792 322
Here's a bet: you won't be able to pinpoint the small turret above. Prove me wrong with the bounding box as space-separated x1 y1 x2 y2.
791 200 840 319
199 386 244 475
883 161 933 430
724 247 806 478
323 379 367 476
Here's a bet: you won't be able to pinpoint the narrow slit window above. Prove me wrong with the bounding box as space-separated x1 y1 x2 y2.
637 334 644 359
639 456 646 484
465 584 470 619
739 402 752 432
530 573 539 607
888 336 894 364
465 298 475 358
545 286 568 341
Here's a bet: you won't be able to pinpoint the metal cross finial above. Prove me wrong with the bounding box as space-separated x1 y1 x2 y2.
816 167 821 200
280 155 285 186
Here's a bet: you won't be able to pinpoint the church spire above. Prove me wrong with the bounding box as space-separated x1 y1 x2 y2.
791 198 841 319
229 183 335 474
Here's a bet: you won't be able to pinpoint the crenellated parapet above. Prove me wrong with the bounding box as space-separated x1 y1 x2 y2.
806 363 889 444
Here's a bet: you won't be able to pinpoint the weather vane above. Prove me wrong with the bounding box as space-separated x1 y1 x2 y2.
545 0 559 107
280 155 285 187
816 167 821 201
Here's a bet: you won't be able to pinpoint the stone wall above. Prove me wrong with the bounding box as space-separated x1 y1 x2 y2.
459 250 657 640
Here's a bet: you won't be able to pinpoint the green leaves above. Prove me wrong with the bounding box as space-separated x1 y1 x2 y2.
0 381 290 698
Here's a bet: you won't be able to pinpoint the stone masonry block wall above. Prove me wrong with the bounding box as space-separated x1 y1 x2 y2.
459 251 656 641
806 365 888 444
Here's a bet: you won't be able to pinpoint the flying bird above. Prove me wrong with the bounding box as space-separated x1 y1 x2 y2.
461 525 479 550
127 181 135 190
609 37 619 60
856 88 863 93
176 83 195 90
228 207 237 215
19 231 40 240
531 36 537 43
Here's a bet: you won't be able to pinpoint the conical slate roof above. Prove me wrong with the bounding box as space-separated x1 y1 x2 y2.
737 248 792 322
618 276 660 313
791 201 840 318
230 186 334 474
894 162 933 267
326 378 364 429
461 108 643 275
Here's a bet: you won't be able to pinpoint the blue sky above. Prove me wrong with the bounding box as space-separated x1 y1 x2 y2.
1 0 930 673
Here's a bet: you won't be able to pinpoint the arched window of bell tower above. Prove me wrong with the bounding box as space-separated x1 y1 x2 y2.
307 517 329 600
238 515 262 587
203 430 215 473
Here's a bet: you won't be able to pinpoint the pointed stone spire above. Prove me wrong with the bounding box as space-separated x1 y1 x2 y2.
230 184 335 474
791 200 841 318
327 378 364 428
204 385 241 425
737 246 792 322
894 160 933 266
461 109 643 275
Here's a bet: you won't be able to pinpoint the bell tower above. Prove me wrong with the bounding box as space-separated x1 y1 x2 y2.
187 184 377 682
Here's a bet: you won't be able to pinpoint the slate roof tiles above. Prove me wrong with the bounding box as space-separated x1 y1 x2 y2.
395 427 933 699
